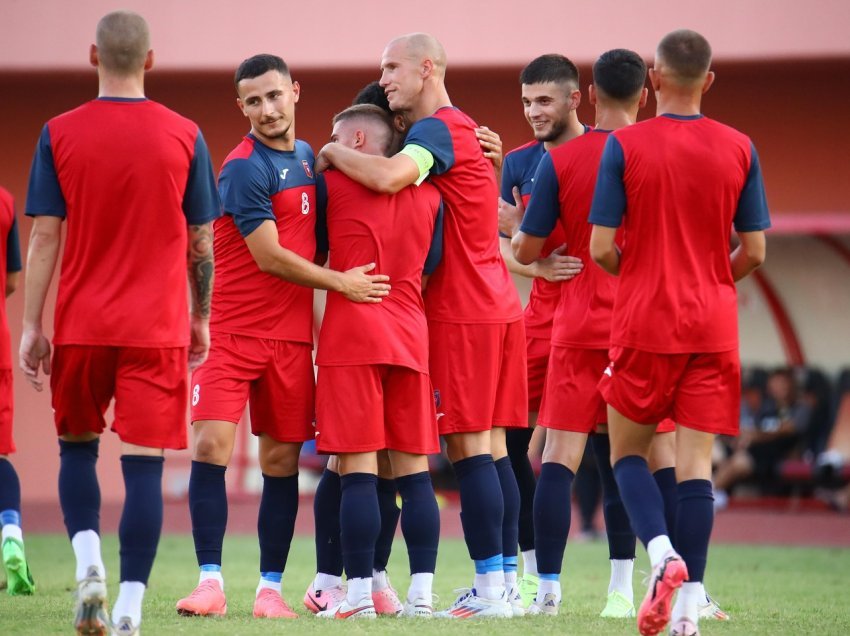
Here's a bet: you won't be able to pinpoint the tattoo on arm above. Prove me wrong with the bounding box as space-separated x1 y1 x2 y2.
188 223 214 318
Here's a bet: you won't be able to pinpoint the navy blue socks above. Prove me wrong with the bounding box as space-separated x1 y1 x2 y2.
258 473 299 575
453 454 504 561
313 468 343 576
495 456 520 577
188 460 227 568
506 428 536 552
654 467 678 543
675 479 714 582
396 471 440 574
533 462 574 575
58 439 101 537
374 477 400 572
612 455 667 547
0 458 21 520
119 455 164 584
340 473 380 580
591 434 636 560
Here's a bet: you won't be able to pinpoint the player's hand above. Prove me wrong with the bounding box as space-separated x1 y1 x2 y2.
498 186 525 237
314 144 335 174
533 244 584 282
188 315 210 371
19 327 52 392
476 126 503 173
338 263 391 303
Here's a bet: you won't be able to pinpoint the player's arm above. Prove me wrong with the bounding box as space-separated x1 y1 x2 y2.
315 143 420 194
187 222 214 370
588 135 626 275
476 126 503 180
730 142 770 282
244 220 390 303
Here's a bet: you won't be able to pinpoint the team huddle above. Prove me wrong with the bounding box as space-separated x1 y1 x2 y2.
0 9 770 636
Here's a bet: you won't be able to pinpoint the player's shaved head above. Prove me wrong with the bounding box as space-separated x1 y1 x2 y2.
593 49 647 101
389 33 447 77
656 29 712 83
332 104 396 155
95 11 150 73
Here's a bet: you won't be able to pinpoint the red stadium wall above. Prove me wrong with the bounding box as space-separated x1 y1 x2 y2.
2 59 849 503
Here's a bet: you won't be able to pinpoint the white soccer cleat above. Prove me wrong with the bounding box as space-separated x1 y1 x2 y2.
435 588 513 619
506 584 526 617
527 592 560 616
316 595 376 620
74 566 109 636
401 597 435 618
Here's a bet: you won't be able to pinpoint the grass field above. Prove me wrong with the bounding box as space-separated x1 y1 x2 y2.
0 534 848 635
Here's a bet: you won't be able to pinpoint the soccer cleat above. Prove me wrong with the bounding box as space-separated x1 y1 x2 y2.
175 579 227 617
112 616 141 636
600 590 636 618
506 584 525 617
526 592 559 616
317 596 376 619
303 582 346 614
2 537 35 595
372 584 404 615
637 552 688 636
402 597 435 618
669 617 700 635
517 573 539 607
435 588 513 619
73 566 109 636
698 591 729 620
253 588 298 618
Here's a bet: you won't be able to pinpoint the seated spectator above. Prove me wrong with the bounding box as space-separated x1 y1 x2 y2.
713 368 812 509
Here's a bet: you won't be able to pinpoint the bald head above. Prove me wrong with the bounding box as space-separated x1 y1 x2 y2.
95 11 150 74
388 33 447 78
656 29 712 84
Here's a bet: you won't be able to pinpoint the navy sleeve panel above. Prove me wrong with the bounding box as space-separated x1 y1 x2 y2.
588 135 627 228
500 153 517 202
519 153 560 238
404 117 455 175
314 174 329 253
218 158 276 238
733 143 772 232
423 200 444 275
6 215 22 273
25 125 66 218
183 130 223 225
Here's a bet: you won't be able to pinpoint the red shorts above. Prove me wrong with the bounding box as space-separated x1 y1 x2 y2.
315 365 440 455
539 346 609 433
0 369 14 455
526 336 550 413
598 346 741 436
51 345 188 449
429 320 528 434
190 333 314 443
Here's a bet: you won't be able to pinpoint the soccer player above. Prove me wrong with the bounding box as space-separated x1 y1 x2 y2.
316 33 526 618
175 54 390 621
314 104 443 619
20 11 219 636
588 30 770 636
497 54 586 606
512 48 651 617
0 186 30 596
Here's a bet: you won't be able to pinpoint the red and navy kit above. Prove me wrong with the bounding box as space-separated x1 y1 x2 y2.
316 170 442 371
25 97 220 347
404 107 523 324
589 114 771 354
212 135 319 344
0 187 22 454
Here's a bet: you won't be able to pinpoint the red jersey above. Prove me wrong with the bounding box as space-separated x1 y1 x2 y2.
316 171 442 373
212 136 318 344
589 115 771 353
404 107 522 324
0 188 21 369
25 98 220 347
521 131 620 349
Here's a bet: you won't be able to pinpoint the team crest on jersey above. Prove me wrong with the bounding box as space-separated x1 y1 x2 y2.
302 160 313 178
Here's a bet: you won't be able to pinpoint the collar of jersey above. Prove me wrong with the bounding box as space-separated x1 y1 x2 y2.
96 97 148 103
660 113 704 121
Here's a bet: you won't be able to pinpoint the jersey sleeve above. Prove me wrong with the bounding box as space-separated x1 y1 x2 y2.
403 117 455 176
6 215 22 273
733 143 771 232
314 173 329 255
588 135 627 228
26 124 67 218
217 157 276 237
519 153 560 238
423 199 444 275
183 130 222 225
500 153 518 202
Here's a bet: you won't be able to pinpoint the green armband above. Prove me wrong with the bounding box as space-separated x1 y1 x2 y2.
399 144 435 185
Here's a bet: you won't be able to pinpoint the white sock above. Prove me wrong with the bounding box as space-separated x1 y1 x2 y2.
112 581 145 626
407 572 433 603
538 578 561 602
257 576 281 594
71 530 105 582
522 550 538 577
672 582 701 622
199 569 224 588
1 524 22 543
314 572 342 591
505 570 518 589
347 577 372 605
698 582 708 603
473 570 505 600
608 559 634 599
646 535 675 568
372 569 389 591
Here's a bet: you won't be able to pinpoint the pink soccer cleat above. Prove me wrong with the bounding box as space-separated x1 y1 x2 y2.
372 585 404 615
303 582 346 614
637 552 688 636
253 588 298 618
176 579 227 617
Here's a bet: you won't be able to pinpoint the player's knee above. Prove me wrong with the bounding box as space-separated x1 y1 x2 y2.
192 433 231 465
259 441 301 477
